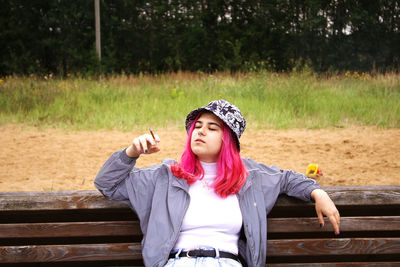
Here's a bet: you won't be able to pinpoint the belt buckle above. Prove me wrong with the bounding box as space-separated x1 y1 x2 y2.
185 249 194 258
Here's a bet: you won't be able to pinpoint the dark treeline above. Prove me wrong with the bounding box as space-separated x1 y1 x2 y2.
1 0 399 76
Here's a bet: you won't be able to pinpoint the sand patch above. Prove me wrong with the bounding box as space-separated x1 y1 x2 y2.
0 124 398 191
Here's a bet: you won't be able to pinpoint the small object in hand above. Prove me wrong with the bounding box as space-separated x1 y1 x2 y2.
306 163 323 178
149 128 156 140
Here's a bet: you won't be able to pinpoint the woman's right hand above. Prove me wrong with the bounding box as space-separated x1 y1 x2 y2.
125 132 160 158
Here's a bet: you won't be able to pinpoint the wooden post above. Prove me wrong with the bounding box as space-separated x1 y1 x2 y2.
95 0 101 80
95 0 101 61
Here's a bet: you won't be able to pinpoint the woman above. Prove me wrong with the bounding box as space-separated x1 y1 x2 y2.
95 99 340 267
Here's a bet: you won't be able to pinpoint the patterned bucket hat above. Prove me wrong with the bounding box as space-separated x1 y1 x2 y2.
185 99 246 150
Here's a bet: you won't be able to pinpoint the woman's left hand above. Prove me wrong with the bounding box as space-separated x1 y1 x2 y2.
311 189 341 235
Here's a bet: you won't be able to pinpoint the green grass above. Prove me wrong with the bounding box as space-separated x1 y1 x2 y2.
0 71 399 130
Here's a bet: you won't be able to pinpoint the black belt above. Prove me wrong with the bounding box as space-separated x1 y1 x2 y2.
169 249 240 263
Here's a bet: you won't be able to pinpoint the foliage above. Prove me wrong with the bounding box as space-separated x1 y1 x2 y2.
0 0 399 75
1 72 399 130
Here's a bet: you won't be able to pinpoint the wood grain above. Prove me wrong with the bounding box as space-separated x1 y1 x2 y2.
1 238 398 263
267 216 400 233
1 186 399 211
0 243 141 262
1 185 399 265
266 263 400 267
1 216 399 238
0 221 141 238
267 237 400 256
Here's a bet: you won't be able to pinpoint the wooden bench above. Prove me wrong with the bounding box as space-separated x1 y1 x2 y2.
1 185 399 266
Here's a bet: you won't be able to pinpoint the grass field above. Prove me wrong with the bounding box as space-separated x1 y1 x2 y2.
0 71 399 130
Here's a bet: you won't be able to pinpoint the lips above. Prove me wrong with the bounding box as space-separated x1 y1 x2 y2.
195 138 205 143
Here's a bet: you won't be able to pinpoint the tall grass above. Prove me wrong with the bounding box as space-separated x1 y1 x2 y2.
0 71 399 130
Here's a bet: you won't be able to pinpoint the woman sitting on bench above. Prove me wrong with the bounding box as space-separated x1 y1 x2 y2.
95 99 340 267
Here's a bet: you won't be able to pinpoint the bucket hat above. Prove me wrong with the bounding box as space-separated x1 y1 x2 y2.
185 99 246 150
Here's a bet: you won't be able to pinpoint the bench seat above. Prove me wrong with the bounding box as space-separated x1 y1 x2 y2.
1 185 399 266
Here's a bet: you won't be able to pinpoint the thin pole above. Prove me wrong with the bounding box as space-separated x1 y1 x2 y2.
95 0 101 80
95 0 101 61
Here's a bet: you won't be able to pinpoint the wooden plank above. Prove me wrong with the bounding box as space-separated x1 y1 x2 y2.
1 216 398 239
267 237 400 256
276 185 400 207
321 185 400 207
0 191 126 211
2 241 398 263
266 263 400 267
0 243 141 262
0 221 141 238
0 186 399 211
267 216 400 233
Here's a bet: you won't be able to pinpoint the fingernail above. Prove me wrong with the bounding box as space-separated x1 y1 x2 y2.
139 151 143 154
145 149 148 153
337 231 340 235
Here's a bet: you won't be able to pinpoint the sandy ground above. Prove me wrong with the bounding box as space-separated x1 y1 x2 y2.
0 124 399 192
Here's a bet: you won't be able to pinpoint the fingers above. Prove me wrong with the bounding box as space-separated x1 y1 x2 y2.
317 208 340 235
133 133 160 155
332 210 341 235
317 209 325 228
317 215 340 235
313 189 341 235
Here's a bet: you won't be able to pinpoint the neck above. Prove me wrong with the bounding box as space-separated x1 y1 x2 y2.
200 161 217 176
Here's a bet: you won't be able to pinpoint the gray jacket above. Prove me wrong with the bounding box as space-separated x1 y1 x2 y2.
94 149 320 267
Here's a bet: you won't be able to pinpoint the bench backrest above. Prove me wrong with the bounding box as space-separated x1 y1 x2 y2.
1 185 399 266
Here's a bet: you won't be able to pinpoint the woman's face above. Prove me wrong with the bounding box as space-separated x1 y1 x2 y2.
190 112 223 163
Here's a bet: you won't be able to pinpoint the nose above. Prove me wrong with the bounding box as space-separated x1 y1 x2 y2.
197 126 205 136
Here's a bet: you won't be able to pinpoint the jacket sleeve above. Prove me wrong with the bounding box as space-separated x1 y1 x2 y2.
277 166 320 201
248 159 320 202
94 149 158 213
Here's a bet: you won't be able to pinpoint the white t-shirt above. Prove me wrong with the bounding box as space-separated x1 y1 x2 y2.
173 161 243 255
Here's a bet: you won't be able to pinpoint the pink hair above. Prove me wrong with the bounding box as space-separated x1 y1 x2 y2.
170 115 248 198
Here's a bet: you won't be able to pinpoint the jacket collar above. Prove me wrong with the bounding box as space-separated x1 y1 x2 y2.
161 160 190 192
238 174 252 196
171 174 189 192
